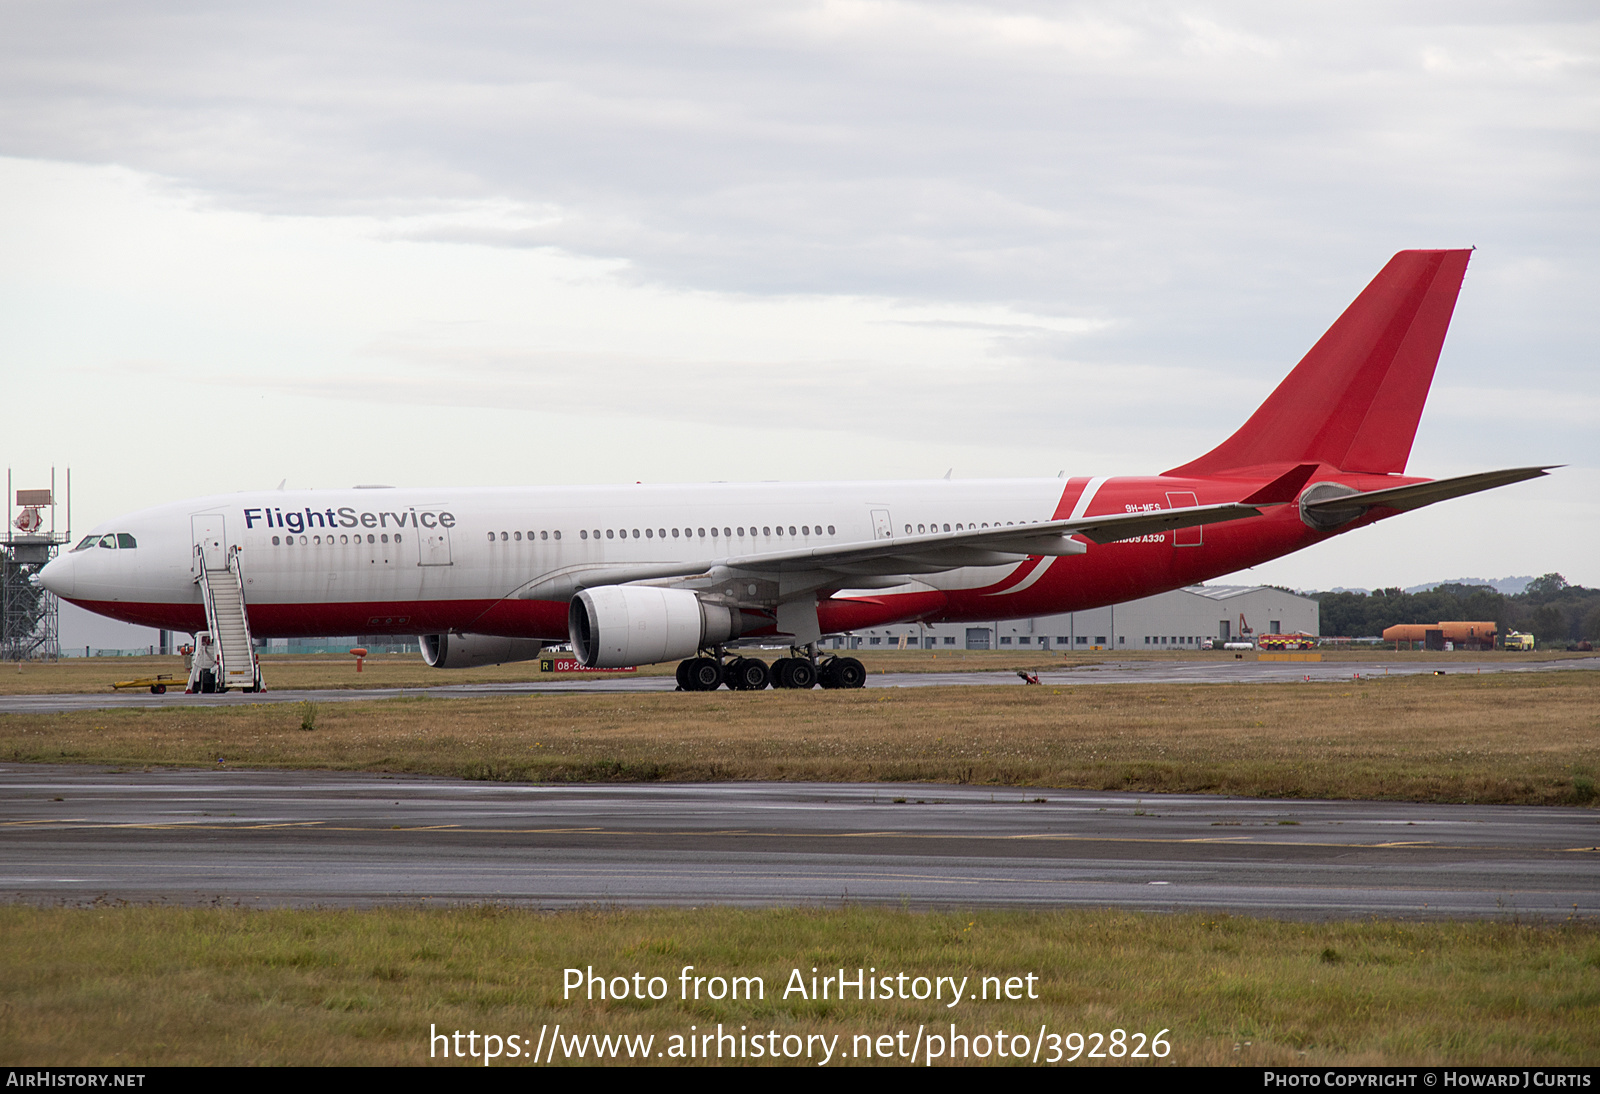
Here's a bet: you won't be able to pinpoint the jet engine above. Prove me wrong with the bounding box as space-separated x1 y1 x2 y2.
569 586 743 668
419 633 551 669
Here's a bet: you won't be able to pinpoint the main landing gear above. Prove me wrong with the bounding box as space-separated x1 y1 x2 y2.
674 647 866 691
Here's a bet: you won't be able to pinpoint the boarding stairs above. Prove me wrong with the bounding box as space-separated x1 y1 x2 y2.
195 544 262 692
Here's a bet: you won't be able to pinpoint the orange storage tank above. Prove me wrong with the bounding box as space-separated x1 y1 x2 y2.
1381 622 1497 650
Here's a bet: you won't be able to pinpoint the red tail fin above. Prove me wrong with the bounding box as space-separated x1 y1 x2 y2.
1166 249 1472 477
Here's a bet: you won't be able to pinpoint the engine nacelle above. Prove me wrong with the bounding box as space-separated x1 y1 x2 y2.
570 586 743 668
419 633 551 669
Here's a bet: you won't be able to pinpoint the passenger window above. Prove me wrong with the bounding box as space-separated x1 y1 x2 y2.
514 531 522 541
553 531 561 540
658 528 666 538
487 532 495 542
633 529 640 538
581 530 588 539
645 528 653 538
697 528 705 537
763 526 771 536
827 525 835 535
606 529 614 539
272 536 281 546
788 526 796 536
671 528 679 538
541 531 548 540
711 527 718 537
382 534 389 544
117 533 137 548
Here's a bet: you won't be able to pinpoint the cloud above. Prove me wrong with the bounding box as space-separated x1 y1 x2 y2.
1 2 1596 584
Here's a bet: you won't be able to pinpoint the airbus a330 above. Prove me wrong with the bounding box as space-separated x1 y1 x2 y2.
39 249 1550 691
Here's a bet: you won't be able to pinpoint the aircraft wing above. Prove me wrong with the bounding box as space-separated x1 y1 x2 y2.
1300 466 1555 519
719 501 1267 575
513 500 1269 597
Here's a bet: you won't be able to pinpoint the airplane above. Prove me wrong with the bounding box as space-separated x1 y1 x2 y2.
37 249 1551 691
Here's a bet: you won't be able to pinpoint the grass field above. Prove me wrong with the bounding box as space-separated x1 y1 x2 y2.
6 661 1596 1068
4 905 1596 1066
3 647 1591 695
4 670 1597 805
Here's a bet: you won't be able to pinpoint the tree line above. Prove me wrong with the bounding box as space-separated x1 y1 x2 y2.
1313 574 1600 644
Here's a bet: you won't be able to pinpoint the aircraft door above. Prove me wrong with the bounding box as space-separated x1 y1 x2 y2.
191 514 226 572
418 523 453 566
871 509 894 540
1165 492 1201 546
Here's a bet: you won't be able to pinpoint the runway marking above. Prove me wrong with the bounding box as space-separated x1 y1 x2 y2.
12 819 1580 854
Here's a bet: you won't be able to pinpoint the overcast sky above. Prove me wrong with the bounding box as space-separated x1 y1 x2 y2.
4 0 1596 619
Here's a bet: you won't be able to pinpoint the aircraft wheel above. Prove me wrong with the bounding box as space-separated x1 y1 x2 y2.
833 657 866 689
151 684 166 694
786 659 817 689
728 657 769 691
770 657 794 688
675 659 693 690
684 657 723 691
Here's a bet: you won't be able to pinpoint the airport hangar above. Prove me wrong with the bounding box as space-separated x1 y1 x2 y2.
828 584 1319 652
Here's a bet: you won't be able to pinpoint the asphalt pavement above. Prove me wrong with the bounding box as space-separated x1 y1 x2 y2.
5 766 1596 919
2 655 1595 714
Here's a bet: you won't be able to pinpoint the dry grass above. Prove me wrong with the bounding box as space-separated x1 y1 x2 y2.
5 671 1597 805
3 905 1596 1066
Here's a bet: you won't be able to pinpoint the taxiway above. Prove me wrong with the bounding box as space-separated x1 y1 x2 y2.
5 766 1596 919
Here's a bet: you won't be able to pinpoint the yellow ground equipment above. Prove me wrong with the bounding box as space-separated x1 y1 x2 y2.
111 674 182 695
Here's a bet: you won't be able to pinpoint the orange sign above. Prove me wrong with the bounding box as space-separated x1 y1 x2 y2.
540 657 636 674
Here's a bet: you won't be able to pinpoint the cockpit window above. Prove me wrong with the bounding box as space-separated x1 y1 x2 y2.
73 536 98 551
116 533 137 549
97 535 117 549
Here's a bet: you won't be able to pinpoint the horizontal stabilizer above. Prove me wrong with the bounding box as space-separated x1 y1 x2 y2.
1302 466 1555 520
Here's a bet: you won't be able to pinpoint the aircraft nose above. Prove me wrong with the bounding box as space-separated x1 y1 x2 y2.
37 554 74 598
